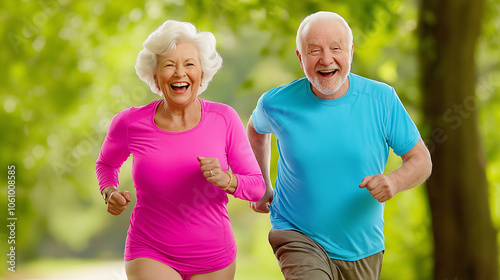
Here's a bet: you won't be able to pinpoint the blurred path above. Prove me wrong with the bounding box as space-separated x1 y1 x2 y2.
5 260 127 280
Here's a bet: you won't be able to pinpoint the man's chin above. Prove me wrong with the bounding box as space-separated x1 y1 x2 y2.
318 90 336 96
308 74 349 97
313 83 342 96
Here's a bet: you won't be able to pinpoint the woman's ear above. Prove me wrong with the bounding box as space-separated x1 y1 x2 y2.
153 74 160 90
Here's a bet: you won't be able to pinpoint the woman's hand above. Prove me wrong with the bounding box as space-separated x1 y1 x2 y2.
197 156 231 188
102 186 131 215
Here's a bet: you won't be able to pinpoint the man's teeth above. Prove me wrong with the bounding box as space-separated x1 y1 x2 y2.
319 70 336 74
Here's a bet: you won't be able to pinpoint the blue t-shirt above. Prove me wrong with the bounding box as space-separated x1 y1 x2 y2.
252 73 420 261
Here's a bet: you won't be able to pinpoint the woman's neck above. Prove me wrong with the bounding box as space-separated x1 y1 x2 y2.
155 98 202 132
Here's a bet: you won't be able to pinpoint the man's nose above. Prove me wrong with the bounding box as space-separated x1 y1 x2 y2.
320 50 334 65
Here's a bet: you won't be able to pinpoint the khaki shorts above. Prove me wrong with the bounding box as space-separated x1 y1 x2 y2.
269 229 384 280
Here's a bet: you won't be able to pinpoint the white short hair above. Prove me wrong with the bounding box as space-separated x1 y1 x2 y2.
296 11 353 54
135 20 223 96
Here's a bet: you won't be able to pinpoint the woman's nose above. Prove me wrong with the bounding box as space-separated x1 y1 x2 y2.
174 66 186 77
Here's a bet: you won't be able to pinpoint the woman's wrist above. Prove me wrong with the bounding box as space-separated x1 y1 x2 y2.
101 186 117 204
222 171 237 194
102 186 117 194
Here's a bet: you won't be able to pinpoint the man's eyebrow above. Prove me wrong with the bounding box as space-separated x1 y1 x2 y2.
306 40 343 47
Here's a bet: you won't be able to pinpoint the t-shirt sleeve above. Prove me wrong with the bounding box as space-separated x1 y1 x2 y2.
385 88 421 156
95 109 131 192
225 106 266 202
251 93 273 134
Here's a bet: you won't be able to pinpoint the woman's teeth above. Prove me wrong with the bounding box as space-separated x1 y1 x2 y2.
171 82 189 90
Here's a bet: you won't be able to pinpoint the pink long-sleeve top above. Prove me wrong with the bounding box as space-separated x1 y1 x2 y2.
96 99 266 274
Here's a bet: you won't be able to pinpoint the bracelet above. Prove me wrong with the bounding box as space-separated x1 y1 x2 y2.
103 186 117 204
222 171 234 191
106 190 117 204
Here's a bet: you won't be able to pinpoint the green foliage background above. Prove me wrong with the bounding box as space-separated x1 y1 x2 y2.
1 0 499 279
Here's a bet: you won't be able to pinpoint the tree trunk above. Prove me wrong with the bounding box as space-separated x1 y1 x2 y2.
417 0 499 279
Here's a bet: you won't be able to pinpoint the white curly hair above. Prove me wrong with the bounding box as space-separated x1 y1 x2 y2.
135 20 223 96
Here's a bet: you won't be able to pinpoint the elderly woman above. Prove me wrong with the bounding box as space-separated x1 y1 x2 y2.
96 20 266 280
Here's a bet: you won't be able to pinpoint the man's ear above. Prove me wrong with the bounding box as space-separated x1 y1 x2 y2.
296 49 304 70
350 45 355 64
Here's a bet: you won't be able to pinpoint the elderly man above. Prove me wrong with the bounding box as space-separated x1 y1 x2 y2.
247 11 432 280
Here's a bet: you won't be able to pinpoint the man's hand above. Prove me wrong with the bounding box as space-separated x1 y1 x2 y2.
359 174 397 203
359 139 432 203
250 187 273 213
107 190 132 215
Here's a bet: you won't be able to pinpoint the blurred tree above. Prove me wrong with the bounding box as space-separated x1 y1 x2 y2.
418 0 499 279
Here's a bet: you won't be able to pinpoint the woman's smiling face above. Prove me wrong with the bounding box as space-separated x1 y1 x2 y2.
155 42 203 107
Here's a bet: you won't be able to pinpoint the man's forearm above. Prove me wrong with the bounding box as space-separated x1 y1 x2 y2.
387 139 432 193
247 117 273 190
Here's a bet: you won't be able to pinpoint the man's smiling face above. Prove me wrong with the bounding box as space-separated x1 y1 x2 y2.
297 19 354 99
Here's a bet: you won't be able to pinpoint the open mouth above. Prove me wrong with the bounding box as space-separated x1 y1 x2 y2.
171 82 190 93
318 69 338 78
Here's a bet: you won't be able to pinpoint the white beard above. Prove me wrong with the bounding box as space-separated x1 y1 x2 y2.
306 71 348 96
